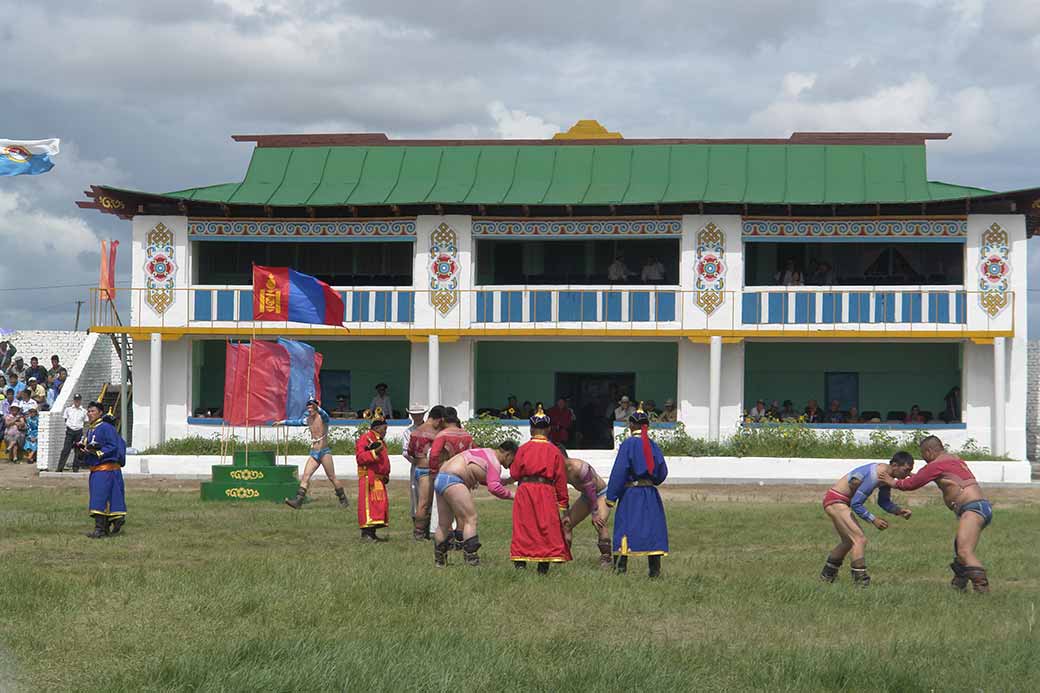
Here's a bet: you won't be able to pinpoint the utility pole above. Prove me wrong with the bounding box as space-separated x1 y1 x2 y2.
74 300 84 331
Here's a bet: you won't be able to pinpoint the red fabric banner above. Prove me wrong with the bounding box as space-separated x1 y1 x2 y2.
99 239 119 301
252 264 290 321
222 340 291 426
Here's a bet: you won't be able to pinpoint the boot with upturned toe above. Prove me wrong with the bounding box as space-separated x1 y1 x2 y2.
284 486 307 509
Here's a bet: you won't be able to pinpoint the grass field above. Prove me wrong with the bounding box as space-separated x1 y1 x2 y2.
1 471 1038 692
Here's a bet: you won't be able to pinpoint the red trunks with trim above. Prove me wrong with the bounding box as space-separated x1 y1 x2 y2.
822 488 851 510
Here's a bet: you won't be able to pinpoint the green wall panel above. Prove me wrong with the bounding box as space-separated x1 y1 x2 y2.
744 342 960 416
474 341 677 410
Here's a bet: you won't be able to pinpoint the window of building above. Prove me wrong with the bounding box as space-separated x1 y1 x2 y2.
744 241 964 287
195 241 414 286
476 238 680 285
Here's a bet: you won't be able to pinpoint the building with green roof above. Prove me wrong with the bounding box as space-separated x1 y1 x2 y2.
79 120 1036 460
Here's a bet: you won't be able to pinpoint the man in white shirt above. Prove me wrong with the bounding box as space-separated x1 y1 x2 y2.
608 256 633 282
368 383 393 419
57 394 88 472
613 395 635 422
641 256 665 283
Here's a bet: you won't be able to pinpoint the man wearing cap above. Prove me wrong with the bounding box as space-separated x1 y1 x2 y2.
659 399 678 423
606 404 669 577
26 377 46 408
403 404 445 540
57 394 88 472
78 401 127 538
356 415 391 541
509 405 572 573
274 399 350 510
369 383 393 420
613 395 635 422
6 355 26 383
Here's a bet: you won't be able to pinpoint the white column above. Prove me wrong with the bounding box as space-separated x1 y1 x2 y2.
428 335 440 406
708 336 722 442
993 337 1006 457
149 332 163 448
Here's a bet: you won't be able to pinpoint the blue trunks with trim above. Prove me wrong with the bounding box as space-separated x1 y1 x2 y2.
414 467 431 481
957 499 993 527
434 471 465 495
309 447 332 462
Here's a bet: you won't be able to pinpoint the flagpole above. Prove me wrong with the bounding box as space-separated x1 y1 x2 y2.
244 325 254 467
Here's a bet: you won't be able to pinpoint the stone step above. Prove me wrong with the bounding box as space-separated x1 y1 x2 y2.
200 480 300 502
210 464 298 484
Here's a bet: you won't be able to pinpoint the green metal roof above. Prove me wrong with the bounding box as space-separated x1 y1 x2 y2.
165 143 995 207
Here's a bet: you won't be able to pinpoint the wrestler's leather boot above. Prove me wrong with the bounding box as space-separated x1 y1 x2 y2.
108 517 125 537
597 539 613 570
949 560 969 591
86 515 108 539
452 529 464 551
965 567 990 594
614 556 629 574
413 518 427 541
424 518 432 540
284 486 307 509
820 558 843 583
462 535 481 567
514 561 526 570
536 562 550 575
434 539 451 568
335 487 349 508
851 561 870 588
648 555 662 579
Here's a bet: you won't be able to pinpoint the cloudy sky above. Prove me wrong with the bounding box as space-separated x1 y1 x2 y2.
1 0 1038 332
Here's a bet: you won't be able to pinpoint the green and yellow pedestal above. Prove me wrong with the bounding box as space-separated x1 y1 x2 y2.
200 450 299 502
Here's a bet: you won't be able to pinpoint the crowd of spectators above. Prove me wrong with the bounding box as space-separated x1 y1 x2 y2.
744 387 962 425
1 341 70 463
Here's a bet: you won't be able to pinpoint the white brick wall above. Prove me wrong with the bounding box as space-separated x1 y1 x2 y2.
27 331 123 470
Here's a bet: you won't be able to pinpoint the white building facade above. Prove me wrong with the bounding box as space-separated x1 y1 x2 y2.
79 124 1035 459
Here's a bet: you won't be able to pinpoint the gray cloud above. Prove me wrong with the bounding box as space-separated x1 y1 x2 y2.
0 0 1037 333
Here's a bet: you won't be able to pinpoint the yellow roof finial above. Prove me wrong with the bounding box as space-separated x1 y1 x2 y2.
553 119 622 140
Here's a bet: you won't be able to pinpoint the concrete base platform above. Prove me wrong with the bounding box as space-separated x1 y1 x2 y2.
87 452 1033 485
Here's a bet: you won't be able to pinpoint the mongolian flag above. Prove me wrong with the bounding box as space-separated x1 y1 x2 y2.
222 338 323 426
252 264 344 326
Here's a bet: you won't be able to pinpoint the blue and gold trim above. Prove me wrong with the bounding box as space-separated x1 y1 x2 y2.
188 218 416 241
743 217 967 242
473 218 681 238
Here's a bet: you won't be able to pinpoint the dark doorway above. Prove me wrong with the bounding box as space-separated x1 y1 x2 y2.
555 372 636 449
824 372 859 411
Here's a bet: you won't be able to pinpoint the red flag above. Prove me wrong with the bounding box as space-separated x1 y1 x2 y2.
99 239 119 301
222 340 291 426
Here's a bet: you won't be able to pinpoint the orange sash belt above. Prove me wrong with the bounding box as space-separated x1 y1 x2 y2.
90 462 121 473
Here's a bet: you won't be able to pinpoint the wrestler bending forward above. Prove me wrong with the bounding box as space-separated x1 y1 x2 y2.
559 445 614 569
432 442 517 567
821 452 913 587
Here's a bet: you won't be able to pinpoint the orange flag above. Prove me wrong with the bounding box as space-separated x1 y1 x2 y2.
99 239 119 300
